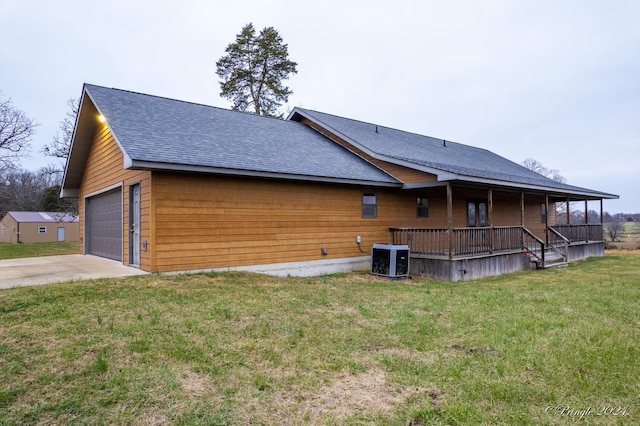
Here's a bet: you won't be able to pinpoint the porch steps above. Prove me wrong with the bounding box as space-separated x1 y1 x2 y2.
530 249 568 269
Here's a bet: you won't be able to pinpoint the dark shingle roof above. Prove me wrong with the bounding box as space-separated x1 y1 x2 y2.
82 84 398 186
291 108 616 198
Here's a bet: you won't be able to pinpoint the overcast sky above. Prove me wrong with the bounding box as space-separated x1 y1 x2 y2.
2 0 638 212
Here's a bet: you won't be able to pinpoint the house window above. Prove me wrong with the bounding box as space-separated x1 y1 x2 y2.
38 226 47 234
417 197 429 218
468 201 487 227
362 193 377 218
1 227 5 234
541 204 547 224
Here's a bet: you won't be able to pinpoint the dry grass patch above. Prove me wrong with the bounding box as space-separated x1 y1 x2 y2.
240 367 429 425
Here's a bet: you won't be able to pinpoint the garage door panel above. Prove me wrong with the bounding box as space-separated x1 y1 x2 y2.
86 188 122 261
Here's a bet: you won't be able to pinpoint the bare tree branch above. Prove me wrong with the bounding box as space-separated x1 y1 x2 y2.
0 93 38 170
521 157 567 183
42 97 79 168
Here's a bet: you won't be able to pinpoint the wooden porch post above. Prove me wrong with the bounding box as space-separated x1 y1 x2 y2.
585 198 589 241
447 183 453 260
600 199 603 225
545 195 550 246
520 192 525 227
488 189 493 253
584 199 589 224
600 199 604 243
566 198 571 225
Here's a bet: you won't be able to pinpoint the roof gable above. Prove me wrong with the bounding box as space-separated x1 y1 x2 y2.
7 212 78 223
61 84 399 196
289 108 617 199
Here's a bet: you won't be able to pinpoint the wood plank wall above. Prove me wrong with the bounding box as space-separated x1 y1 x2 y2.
78 124 151 269
151 174 554 273
151 172 435 272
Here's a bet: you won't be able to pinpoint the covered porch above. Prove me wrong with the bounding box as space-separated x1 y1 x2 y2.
388 183 609 281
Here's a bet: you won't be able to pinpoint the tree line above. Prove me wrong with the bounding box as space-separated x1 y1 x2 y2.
0 24 635 229
0 92 77 217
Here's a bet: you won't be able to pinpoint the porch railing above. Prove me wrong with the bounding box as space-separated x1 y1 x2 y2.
390 228 448 256
548 227 569 263
551 224 603 243
390 226 523 258
389 224 603 266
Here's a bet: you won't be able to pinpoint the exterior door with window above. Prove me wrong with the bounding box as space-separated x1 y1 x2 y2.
467 201 489 251
129 184 141 266
468 201 487 227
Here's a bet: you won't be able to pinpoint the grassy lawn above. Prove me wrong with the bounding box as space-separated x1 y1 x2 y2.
611 222 640 250
0 241 78 260
1 254 638 425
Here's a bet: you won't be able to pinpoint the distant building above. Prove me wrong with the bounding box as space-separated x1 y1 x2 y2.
0 212 79 244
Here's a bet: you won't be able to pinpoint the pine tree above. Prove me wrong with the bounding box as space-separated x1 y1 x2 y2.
216 23 298 118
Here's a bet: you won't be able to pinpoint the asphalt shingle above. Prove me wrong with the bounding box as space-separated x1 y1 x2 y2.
292 108 609 195
84 85 398 185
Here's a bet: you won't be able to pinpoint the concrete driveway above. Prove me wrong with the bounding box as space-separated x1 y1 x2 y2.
0 254 148 289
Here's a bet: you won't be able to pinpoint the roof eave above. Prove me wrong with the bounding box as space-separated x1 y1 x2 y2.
445 174 619 199
60 84 133 198
129 160 402 188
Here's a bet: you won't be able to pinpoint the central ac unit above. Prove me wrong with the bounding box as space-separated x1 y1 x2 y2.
371 244 410 279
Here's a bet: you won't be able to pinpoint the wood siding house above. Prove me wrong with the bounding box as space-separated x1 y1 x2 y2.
61 84 617 281
0 212 79 244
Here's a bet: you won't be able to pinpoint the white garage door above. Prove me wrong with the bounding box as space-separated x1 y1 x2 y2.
85 188 123 261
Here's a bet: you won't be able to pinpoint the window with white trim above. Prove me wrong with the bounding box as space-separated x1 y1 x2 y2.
38 226 47 234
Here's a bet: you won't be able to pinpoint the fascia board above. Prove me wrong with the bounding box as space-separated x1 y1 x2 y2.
402 181 449 190
448 175 619 199
60 88 88 188
60 188 79 198
84 90 134 170
129 160 402 188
